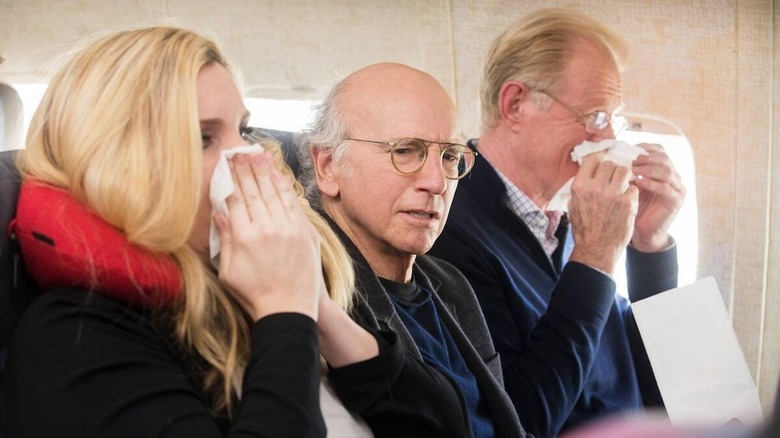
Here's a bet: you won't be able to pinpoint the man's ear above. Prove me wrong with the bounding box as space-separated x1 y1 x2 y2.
498 80 531 130
311 145 340 198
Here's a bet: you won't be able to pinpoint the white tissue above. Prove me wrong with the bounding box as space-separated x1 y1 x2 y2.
547 139 648 212
209 144 265 268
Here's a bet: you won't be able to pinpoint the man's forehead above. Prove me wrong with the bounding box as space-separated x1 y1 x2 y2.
559 53 623 112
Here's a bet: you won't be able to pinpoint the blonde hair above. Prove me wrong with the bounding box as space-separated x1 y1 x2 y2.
19 26 354 415
481 7 627 130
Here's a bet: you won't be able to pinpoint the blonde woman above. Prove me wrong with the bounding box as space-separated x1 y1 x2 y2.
2 27 383 437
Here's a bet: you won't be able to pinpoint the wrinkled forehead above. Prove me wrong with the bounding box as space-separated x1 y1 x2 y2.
344 94 460 143
560 40 624 112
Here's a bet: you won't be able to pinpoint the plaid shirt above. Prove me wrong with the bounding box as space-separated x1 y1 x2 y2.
494 169 562 259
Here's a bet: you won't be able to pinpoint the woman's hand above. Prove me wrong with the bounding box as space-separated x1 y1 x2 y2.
214 152 322 321
317 291 379 368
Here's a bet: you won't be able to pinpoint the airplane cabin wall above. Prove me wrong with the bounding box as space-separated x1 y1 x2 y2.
1 0 777 415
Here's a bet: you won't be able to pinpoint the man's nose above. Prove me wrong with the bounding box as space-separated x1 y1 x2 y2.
591 125 617 141
414 150 447 195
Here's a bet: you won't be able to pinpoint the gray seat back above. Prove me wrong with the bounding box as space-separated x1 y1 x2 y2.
0 149 37 438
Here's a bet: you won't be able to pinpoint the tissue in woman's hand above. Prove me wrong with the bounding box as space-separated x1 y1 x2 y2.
547 139 648 212
209 144 264 268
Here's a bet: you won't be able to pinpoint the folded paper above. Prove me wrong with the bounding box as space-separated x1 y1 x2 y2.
631 277 763 427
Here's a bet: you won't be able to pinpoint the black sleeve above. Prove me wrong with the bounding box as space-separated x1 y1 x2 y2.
2 289 324 438
626 244 678 302
327 329 472 438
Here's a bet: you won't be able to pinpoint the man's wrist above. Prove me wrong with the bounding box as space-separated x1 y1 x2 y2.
630 232 673 253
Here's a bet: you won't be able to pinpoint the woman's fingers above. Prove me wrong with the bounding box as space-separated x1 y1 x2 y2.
216 150 322 321
224 153 254 229
231 151 303 224
249 152 289 222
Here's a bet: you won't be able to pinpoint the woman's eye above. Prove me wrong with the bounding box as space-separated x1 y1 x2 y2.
201 134 213 149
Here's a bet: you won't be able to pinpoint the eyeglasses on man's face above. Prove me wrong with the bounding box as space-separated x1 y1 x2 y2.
344 137 477 180
535 89 627 135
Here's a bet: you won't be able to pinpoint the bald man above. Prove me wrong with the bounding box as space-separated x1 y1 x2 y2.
298 63 526 437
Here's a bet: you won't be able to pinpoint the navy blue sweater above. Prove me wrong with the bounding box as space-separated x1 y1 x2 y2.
429 143 678 437
382 279 495 437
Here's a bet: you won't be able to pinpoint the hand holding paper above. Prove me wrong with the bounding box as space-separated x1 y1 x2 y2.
566 150 639 275
548 139 647 212
630 142 685 252
210 147 323 321
209 145 265 267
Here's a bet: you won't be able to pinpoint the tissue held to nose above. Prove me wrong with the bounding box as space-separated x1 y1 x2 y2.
548 139 648 212
209 144 265 267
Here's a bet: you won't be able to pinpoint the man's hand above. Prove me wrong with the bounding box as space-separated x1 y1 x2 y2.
567 153 639 275
630 143 685 252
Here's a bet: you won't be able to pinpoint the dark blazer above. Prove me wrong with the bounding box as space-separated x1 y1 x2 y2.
326 218 527 438
0 150 39 438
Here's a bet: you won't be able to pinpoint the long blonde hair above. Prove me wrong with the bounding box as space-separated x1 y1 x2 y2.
19 26 355 415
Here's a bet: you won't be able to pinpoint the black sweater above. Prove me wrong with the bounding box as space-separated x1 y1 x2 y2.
3 288 324 438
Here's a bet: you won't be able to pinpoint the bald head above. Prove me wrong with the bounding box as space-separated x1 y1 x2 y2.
338 63 459 142
299 63 462 210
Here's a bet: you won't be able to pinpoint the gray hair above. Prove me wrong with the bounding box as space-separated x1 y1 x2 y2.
297 79 353 210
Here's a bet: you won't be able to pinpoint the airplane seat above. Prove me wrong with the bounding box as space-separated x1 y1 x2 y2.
253 128 302 178
0 149 39 438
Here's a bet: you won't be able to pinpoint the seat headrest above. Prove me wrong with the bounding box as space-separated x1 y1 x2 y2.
255 128 301 177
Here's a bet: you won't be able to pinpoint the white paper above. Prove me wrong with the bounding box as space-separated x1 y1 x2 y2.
631 276 764 427
209 144 264 268
320 376 374 437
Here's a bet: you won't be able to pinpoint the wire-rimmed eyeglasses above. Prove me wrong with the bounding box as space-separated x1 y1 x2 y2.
535 89 627 135
344 137 478 180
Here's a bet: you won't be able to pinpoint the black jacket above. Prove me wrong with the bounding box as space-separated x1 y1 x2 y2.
327 219 527 438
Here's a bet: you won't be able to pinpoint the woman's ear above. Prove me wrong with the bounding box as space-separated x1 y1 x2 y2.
311 145 340 198
498 80 531 130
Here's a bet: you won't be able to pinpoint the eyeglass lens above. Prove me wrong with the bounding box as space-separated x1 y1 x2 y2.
390 139 474 179
586 112 627 135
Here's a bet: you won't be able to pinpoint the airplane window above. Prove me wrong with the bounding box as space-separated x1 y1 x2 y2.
8 86 314 145
0 82 26 151
8 83 46 150
615 113 699 296
244 97 314 132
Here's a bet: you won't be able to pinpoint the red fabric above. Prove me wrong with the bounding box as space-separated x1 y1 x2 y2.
11 181 181 307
